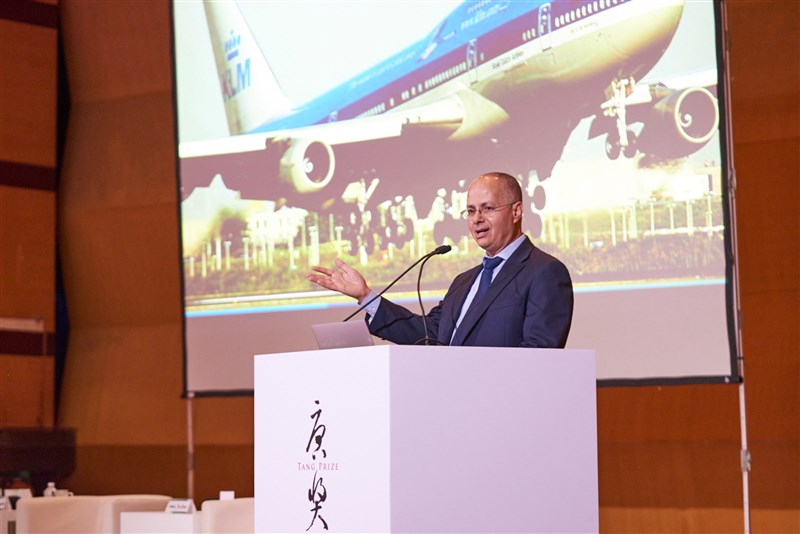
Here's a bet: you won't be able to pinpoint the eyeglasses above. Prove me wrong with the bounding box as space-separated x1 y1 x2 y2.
460 203 515 220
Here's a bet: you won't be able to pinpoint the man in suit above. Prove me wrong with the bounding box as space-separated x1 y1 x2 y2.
306 171 573 348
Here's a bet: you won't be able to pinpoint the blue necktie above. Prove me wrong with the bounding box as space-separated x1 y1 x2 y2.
470 256 504 310
450 256 504 345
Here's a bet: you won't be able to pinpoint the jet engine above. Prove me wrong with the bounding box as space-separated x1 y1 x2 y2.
635 86 719 158
277 138 335 193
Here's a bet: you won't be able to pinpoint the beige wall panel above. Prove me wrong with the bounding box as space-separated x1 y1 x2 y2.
600 507 798 534
193 444 253 501
61 94 177 210
0 186 56 329
598 439 741 508
733 138 799 294
58 323 184 444
598 385 739 442
726 3 799 103
740 290 800 439
748 438 800 509
193 396 253 445
60 0 172 104
63 444 186 498
59 204 181 327
0 20 56 167
56 0 182 452
63 444 254 505
729 93 799 144
59 92 180 328
0 354 54 427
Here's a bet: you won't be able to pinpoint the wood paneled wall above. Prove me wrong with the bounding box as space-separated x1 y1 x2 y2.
41 0 800 532
0 1 59 429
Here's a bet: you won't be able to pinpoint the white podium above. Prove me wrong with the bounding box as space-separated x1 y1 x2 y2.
255 346 597 533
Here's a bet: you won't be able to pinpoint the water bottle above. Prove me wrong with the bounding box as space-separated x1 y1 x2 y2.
43 482 57 497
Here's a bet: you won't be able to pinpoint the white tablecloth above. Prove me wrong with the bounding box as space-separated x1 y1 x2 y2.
15 495 171 534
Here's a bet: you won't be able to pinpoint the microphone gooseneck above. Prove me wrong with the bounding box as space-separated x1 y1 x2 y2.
342 244 451 322
414 250 449 346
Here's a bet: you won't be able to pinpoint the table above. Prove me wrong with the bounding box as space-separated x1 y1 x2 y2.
0 508 15 534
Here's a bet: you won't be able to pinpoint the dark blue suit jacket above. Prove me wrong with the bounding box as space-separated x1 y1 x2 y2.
367 236 573 348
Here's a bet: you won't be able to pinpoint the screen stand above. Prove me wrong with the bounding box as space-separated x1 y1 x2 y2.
186 390 196 502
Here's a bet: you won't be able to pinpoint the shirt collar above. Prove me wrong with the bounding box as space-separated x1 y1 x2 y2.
485 233 526 262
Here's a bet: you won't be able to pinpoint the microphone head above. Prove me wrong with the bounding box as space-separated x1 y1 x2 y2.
433 244 452 255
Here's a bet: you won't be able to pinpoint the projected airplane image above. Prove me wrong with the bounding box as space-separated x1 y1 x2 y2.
175 0 725 313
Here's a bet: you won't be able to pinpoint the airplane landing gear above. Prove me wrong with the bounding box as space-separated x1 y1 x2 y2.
601 77 640 160
605 132 621 160
605 127 638 160
622 128 638 158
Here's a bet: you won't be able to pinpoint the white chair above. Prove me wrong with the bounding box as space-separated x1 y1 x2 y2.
199 498 254 534
15 495 171 533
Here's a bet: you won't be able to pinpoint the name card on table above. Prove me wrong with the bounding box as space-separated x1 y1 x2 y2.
165 499 196 513
2 489 32 499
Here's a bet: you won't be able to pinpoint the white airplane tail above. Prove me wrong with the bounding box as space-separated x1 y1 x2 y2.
203 1 292 135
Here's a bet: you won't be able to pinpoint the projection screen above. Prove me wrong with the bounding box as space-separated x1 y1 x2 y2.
172 0 739 394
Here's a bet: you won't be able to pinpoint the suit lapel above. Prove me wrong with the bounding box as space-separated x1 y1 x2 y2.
451 238 533 346
439 265 481 344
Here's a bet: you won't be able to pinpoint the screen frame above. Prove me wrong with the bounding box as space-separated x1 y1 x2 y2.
168 0 742 396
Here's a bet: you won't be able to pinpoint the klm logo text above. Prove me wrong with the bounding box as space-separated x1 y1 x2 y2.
220 58 251 101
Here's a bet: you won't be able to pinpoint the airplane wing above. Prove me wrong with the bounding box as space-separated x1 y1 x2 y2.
180 96 465 159
178 84 517 202
179 81 516 160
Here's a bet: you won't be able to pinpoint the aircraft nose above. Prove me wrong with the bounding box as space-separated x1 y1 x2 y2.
603 0 685 60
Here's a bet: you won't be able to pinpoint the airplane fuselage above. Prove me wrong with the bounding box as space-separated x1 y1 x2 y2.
250 0 685 137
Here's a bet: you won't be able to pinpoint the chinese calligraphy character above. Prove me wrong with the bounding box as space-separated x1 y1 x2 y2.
306 470 328 531
306 400 327 460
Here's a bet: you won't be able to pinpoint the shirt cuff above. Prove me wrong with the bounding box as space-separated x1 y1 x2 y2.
361 289 381 321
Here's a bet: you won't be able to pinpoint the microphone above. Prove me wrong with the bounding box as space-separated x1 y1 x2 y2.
342 244 451 322
414 246 450 345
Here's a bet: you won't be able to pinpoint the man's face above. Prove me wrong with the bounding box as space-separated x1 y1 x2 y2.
466 177 522 257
